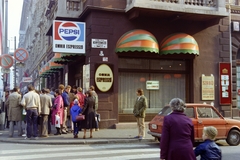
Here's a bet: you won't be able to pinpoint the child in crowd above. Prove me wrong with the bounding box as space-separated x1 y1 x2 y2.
70 99 82 138
194 126 222 160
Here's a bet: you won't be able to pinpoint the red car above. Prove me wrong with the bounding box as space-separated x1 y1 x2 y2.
148 103 240 146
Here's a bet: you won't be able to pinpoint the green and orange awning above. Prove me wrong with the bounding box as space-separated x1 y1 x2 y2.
52 53 70 64
49 58 63 70
115 29 159 54
115 31 199 56
160 33 199 55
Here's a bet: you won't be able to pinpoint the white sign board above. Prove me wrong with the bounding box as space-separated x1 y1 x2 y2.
83 64 90 92
22 77 32 83
201 75 215 100
146 81 159 90
91 39 107 48
53 20 86 53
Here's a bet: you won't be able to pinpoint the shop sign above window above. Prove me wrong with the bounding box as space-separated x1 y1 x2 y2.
92 39 108 48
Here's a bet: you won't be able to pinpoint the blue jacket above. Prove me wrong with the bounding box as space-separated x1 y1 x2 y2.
194 139 222 160
62 91 70 107
70 104 82 122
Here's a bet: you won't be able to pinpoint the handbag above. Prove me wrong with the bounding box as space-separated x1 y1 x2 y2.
55 114 60 128
76 115 85 121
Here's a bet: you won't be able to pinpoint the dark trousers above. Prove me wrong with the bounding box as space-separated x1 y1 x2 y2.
48 110 52 134
73 121 79 135
26 109 38 138
4 104 9 128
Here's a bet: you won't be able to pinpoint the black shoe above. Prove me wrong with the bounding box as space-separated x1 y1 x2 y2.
54 132 61 135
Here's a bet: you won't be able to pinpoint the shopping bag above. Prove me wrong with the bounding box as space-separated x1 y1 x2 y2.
96 113 100 122
55 114 60 128
75 115 85 121
22 109 27 115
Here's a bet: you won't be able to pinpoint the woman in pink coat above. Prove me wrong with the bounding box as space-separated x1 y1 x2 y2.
51 89 64 135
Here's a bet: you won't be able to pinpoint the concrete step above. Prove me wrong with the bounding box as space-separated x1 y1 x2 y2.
114 122 149 129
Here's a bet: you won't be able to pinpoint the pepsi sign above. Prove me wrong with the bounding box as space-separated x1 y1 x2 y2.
53 20 86 54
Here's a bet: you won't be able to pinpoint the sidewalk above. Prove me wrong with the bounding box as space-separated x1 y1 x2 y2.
0 124 156 145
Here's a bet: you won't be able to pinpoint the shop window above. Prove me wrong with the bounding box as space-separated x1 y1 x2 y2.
118 58 187 114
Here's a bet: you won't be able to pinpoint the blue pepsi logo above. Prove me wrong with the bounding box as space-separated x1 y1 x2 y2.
58 22 80 41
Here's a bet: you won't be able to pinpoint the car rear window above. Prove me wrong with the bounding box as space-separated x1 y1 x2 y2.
158 106 195 118
158 106 172 116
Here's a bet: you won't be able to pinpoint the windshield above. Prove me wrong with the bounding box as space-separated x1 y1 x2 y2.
158 106 172 116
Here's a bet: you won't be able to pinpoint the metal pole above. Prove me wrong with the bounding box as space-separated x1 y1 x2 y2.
14 36 16 87
4 0 8 55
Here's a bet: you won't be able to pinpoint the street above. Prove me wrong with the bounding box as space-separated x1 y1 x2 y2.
0 142 239 160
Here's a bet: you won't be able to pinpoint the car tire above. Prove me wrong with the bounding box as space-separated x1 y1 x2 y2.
226 129 240 146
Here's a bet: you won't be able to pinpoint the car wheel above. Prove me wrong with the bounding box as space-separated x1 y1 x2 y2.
226 129 240 146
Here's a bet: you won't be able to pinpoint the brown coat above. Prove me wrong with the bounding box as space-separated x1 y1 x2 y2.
40 94 52 115
5 92 22 121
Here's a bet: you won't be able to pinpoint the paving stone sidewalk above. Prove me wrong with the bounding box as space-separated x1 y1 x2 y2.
0 127 156 145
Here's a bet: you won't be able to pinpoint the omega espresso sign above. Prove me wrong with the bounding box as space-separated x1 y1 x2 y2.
95 64 113 92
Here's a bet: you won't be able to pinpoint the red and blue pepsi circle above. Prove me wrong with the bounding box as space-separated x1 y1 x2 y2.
54 21 85 42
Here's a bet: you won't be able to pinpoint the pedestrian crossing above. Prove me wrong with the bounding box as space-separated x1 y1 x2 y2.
0 143 160 160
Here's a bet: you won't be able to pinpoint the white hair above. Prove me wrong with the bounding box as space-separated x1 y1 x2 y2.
169 98 185 112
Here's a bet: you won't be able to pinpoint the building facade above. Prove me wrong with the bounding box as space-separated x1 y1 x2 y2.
18 0 240 128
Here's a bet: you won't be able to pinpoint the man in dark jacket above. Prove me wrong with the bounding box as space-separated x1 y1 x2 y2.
61 85 71 134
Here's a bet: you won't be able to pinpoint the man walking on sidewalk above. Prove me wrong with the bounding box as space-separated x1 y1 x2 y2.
21 85 41 140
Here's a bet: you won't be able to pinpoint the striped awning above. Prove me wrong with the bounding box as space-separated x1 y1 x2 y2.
52 53 70 64
160 33 199 55
40 62 57 78
115 29 159 54
49 59 63 70
61 53 80 59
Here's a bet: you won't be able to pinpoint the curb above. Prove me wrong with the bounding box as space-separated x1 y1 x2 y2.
0 137 155 145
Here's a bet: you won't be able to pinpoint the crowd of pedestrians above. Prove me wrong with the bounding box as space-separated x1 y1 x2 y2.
1 84 99 140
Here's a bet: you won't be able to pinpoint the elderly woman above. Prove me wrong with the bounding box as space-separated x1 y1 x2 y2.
160 98 195 160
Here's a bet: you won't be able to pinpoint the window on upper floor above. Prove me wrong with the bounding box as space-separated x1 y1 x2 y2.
228 0 240 5
66 0 82 11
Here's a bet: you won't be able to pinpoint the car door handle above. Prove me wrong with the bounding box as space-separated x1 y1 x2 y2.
198 120 202 124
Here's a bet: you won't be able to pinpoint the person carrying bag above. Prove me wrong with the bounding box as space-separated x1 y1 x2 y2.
70 99 82 138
